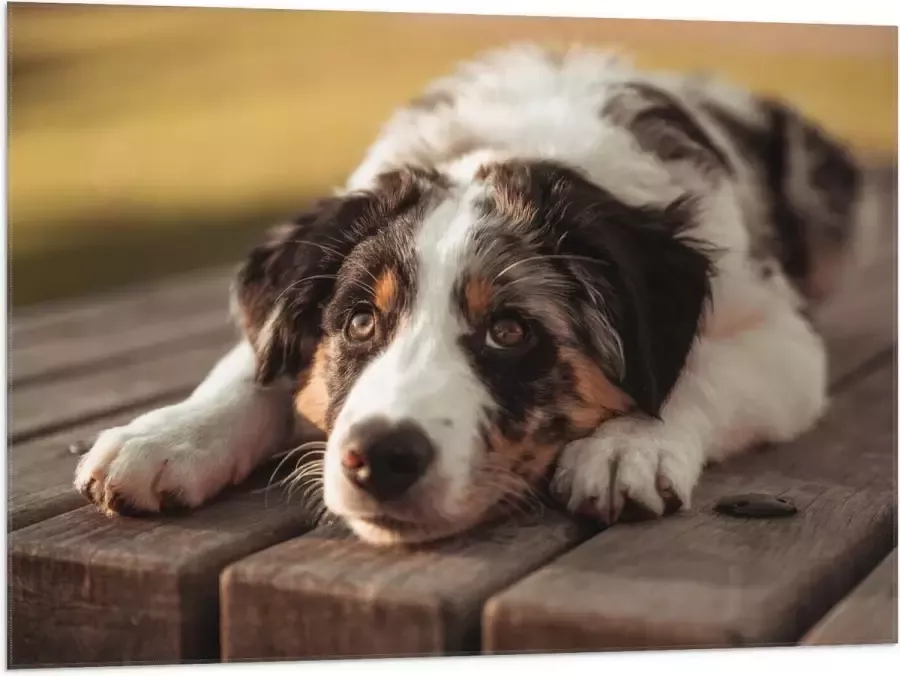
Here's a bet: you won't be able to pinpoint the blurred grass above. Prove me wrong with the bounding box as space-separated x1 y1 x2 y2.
7 4 898 308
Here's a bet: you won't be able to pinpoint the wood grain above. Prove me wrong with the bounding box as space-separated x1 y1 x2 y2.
11 265 231 340
11 307 232 386
482 362 897 653
10 265 233 387
8 485 316 667
10 334 236 443
220 515 595 661
801 549 898 646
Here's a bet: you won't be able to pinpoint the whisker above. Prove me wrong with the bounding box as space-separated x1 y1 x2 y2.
262 441 328 507
284 239 348 261
492 253 609 284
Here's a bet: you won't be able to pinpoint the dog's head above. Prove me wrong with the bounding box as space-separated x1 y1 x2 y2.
233 160 713 544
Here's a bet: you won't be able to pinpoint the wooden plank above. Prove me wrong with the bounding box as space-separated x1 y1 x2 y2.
10 267 233 385
10 265 231 339
220 515 594 661
10 307 232 386
8 403 186 531
9 333 235 443
8 481 316 667
482 361 897 653
801 549 898 646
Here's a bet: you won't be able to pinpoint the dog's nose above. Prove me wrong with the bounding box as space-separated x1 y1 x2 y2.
341 418 435 501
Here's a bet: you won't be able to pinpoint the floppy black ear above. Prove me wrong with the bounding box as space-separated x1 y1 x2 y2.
231 196 373 384
543 166 716 417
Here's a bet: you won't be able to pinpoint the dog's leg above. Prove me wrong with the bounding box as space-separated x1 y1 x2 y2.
75 341 296 515
552 303 828 524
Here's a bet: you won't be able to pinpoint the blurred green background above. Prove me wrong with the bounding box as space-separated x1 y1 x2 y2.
7 4 897 308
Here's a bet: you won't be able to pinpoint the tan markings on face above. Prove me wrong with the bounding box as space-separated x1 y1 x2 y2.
295 339 332 435
464 276 495 323
560 348 633 433
373 269 399 314
485 418 559 482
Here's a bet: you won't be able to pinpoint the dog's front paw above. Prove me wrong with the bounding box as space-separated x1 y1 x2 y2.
74 405 243 516
551 417 704 526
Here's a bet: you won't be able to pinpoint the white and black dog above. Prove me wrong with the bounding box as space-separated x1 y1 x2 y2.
75 44 876 545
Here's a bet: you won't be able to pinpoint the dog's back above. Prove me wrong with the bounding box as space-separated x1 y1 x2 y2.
348 43 875 307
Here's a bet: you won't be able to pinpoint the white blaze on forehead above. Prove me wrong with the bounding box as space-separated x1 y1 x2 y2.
326 188 495 509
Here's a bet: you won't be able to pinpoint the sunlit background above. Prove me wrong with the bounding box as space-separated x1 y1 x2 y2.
7 3 898 308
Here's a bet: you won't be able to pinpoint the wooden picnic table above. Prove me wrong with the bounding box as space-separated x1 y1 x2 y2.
8 167 898 667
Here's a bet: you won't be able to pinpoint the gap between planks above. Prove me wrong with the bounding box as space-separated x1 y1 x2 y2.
10 266 234 386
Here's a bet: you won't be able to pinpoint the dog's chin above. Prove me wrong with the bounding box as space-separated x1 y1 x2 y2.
340 508 491 546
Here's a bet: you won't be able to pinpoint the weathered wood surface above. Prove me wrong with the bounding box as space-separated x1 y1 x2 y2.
10 265 231 338
11 307 232 386
10 337 236 444
7 266 250 668
7 167 896 666
9 264 237 443
801 549 898 646
221 516 594 661
8 487 315 667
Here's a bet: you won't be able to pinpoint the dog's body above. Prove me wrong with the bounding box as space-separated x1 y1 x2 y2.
75 45 873 545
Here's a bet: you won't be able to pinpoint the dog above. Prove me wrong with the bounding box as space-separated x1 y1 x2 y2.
74 44 876 545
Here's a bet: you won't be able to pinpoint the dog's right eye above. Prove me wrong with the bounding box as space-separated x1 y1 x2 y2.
346 308 377 342
485 314 531 351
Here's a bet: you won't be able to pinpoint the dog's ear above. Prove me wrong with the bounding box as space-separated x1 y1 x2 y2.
543 166 716 417
232 168 440 385
231 196 371 385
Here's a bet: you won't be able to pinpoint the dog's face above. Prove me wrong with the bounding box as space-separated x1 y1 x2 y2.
233 160 713 544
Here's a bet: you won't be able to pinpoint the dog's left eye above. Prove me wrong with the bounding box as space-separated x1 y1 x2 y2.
485 316 529 350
